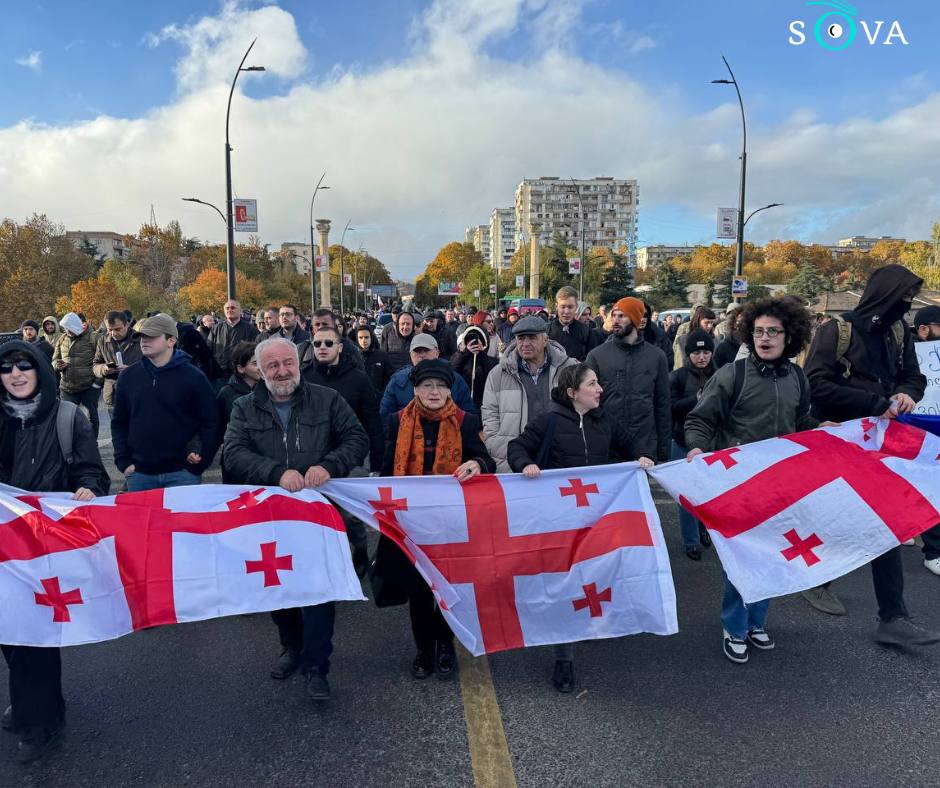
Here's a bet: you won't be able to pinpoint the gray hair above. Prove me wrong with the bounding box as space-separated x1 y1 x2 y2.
254 336 299 368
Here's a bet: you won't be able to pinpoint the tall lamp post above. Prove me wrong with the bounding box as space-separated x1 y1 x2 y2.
309 172 330 315
569 178 586 301
224 38 265 300
182 197 227 227
339 219 355 316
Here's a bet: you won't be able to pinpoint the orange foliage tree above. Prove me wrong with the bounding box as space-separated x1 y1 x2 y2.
178 268 267 315
55 273 128 326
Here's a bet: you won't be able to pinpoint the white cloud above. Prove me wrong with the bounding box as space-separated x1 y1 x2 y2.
1 0 939 284
629 35 655 54
15 51 42 72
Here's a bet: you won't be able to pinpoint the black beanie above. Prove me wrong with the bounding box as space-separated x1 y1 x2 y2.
409 359 454 389
685 328 715 355
20 320 39 331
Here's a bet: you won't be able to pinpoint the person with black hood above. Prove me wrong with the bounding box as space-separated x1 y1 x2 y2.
507 363 653 692
380 311 416 373
450 324 498 410
640 301 674 368
669 329 716 560
111 314 220 491
423 310 456 358
19 320 54 363
0 340 110 764
803 264 940 648
354 325 393 394
712 307 743 369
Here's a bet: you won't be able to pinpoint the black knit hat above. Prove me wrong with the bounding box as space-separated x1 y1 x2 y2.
19 320 39 331
409 359 454 389
685 328 715 354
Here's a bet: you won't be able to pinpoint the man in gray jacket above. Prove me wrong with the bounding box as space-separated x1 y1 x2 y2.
481 316 576 472
223 337 368 702
585 296 670 463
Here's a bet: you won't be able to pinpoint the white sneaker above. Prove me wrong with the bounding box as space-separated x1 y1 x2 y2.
902 538 916 546
925 558 940 576
747 628 775 650
722 630 749 664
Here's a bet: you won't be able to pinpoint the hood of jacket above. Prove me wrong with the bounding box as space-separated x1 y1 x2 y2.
849 264 923 329
313 348 357 379
141 348 192 375
0 340 59 423
498 338 570 376
41 315 62 343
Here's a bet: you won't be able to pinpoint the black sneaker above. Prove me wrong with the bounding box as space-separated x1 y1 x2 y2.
15 724 64 765
435 642 457 680
722 630 749 664
270 648 299 680
305 673 331 701
699 526 712 548
747 628 775 650
411 651 434 680
552 660 575 693
876 617 940 648
685 547 702 561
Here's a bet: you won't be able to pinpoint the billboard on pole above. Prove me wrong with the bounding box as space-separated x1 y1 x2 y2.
717 208 736 239
314 255 328 273
568 257 581 275
233 199 258 232
342 274 352 286
437 281 462 296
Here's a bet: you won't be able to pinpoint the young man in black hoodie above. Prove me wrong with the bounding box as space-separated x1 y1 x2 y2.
804 264 940 647
111 314 220 491
354 325 393 394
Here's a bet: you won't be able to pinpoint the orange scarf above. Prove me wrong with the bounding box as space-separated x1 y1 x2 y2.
393 397 464 477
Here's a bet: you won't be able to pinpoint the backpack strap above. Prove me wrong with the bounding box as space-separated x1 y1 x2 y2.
535 411 559 468
832 315 854 379
729 358 748 416
56 399 79 465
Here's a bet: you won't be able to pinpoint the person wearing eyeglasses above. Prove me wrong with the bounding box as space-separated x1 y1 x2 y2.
0 341 109 764
302 326 384 577
375 358 495 681
378 333 475 431
684 298 824 664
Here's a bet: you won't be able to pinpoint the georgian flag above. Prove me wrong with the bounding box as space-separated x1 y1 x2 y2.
322 465 677 656
649 419 940 603
0 485 363 647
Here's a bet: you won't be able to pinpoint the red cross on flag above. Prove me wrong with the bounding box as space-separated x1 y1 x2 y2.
649 419 940 604
322 464 677 656
0 485 364 647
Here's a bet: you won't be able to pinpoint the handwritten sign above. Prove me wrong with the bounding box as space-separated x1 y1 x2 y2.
914 340 940 415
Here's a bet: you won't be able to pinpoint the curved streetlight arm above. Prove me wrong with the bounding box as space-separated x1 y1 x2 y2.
310 172 329 228
226 38 258 150
182 197 227 225
743 203 783 228
718 55 746 154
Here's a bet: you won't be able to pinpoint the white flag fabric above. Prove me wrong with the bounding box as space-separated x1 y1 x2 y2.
0 485 364 647
649 419 940 603
322 464 677 656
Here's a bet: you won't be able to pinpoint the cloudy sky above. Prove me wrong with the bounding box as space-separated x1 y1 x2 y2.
1 0 937 281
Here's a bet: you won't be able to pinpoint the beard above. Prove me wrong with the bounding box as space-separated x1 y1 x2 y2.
265 375 300 399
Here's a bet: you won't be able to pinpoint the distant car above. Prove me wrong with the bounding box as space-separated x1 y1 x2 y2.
658 308 691 325
508 298 546 316
374 313 394 340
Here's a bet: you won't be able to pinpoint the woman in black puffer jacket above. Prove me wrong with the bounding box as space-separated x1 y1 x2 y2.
450 325 497 410
507 363 653 694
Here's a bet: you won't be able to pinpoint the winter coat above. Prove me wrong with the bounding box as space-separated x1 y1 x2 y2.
379 364 476 431
481 339 577 472
507 390 634 472
585 334 671 462
41 315 62 350
264 326 311 346
207 318 259 378
111 350 220 475
361 346 394 394
177 322 220 381
379 324 414 372
712 337 741 369
92 331 143 406
548 318 599 362
222 380 368 485
669 363 714 447
804 265 926 422
425 325 457 358
684 354 817 452
642 320 674 369
0 341 109 495
298 336 364 372
217 373 253 428
24 336 54 363
302 352 384 470
51 329 97 394
451 349 499 410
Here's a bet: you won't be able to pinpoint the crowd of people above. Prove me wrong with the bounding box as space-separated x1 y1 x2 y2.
2 264 940 763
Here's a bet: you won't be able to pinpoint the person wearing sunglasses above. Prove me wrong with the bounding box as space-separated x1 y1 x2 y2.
0 341 110 764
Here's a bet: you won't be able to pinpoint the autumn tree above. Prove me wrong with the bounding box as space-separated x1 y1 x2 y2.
55 273 128 326
178 268 266 315
415 242 486 306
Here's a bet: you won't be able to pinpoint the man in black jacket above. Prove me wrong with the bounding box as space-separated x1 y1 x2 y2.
111 314 220 491
804 264 940 647
269 303 310 345
223 336 368 701
549 286 599 361
92 311 142 413
355 326 393 393
207 299 259 383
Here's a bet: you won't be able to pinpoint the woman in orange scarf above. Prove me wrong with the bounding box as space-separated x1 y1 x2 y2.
377 359 495 680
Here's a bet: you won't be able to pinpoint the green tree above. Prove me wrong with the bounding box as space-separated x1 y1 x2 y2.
598 253 634 306
648 260 690 309
787 262 832 301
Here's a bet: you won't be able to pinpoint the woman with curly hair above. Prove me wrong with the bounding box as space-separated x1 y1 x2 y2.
682 297 825 664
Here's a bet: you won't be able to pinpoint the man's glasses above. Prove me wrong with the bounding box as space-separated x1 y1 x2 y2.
312 340 335 348
752 327 783 338
0 359 36 374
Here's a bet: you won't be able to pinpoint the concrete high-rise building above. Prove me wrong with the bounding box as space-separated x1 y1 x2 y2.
636 245 699 271
489 208 516 270
514 177 639 264
469 224 490 261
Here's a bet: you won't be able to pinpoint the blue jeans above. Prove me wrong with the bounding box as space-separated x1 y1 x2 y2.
721 572 770 639
126 469 201 492
670 441 702 548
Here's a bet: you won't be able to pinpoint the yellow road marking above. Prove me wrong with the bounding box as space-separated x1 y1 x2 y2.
457 645 517 788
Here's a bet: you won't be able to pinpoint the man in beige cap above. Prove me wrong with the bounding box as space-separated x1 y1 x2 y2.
110 314 220 491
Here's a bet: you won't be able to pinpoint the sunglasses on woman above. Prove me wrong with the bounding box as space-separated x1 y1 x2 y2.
0 359 36 374
312 340 335 348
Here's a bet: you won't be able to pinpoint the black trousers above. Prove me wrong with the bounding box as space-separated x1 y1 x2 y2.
1 645 65 733
871 546 908 621
270 602 335 675
408 586 453 655
922 524 940 562
61 386 101 440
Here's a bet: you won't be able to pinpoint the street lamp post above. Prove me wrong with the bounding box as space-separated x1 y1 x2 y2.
182 197 227 227
225 38 265 301
309 173 330 315
354 242 365 312
339 220 355 316
569 178 586 301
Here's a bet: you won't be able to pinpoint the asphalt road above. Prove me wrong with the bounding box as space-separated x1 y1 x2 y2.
2 408 939 786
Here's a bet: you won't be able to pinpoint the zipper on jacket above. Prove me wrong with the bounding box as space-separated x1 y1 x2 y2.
773 375 780 436
579 414 589 464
